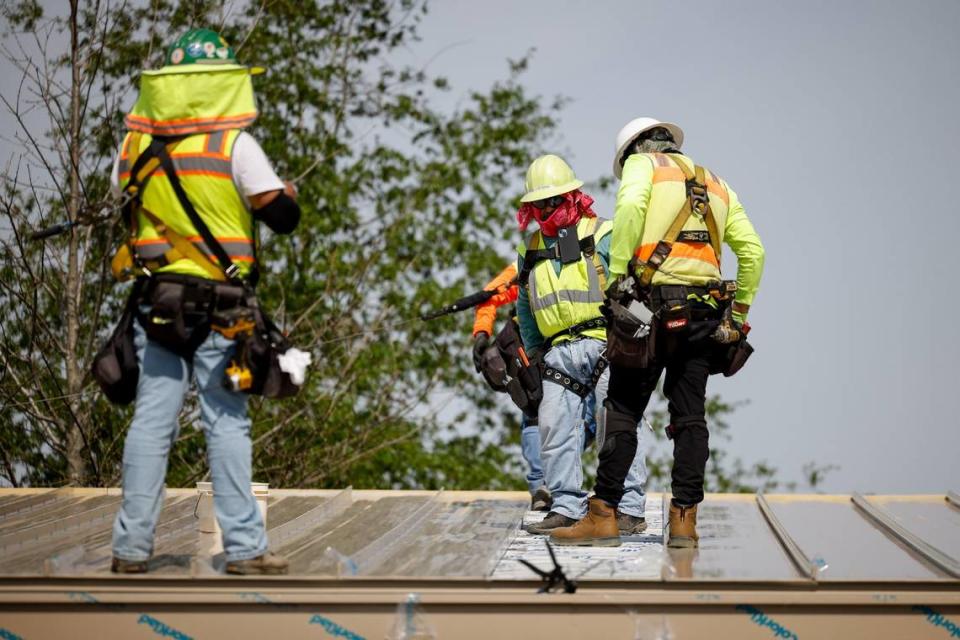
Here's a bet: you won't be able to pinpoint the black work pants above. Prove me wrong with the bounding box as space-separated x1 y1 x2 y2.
595 329 717 507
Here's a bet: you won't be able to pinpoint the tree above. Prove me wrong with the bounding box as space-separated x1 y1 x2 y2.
0 0 832 494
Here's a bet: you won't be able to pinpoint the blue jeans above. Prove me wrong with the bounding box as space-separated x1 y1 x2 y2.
538 337 649 519
112 318 268 563
520 414 544 494
521 406 597 495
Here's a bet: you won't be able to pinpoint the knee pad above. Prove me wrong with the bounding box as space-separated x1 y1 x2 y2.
665 414 706 439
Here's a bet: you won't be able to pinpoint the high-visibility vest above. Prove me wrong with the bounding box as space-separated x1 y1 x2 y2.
117 129 255 279
634 153 730 286
522 217 611 344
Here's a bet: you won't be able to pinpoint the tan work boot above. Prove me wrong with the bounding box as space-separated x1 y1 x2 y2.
111 557 148 574
225 551 289 575
667 502 699 548
550 497 621 547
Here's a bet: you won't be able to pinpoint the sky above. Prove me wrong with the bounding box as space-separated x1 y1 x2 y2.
1 1 958 494
402 0 960 493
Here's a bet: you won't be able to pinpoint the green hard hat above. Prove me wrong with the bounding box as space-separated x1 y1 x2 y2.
165 28 238 68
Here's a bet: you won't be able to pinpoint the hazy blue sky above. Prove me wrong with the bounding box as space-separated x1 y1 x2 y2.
405 0 960 493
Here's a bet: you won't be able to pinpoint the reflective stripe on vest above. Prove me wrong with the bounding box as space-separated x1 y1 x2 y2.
119 129 254 279
526 217 611 344
634 153 728 286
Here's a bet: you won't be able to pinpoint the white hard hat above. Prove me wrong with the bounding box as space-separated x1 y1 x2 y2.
612 117 684 179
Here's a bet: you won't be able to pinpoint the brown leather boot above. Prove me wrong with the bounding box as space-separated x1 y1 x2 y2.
550 497 621 547
111 557 148 574
225 551 289 575
667 502 699 548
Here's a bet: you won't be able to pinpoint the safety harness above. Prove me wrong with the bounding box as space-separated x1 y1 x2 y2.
113 133 251 285
636 155 722 288
520 217 610 398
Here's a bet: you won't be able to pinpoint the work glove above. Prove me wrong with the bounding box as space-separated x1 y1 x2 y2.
472 332 490 372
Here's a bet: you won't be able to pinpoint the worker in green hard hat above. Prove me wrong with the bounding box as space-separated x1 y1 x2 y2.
514 154 651 543
106 28 300 576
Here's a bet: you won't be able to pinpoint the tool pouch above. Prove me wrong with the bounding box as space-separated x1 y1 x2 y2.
479 345 508 392
495 319 543 414
717 339 754 377
602 298 657 368
229 303 301 399
137 278 209 359
91 279 145 405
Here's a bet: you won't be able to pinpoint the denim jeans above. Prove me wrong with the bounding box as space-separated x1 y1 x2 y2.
520 414 544 494
112 318 268 563
538 337 649 519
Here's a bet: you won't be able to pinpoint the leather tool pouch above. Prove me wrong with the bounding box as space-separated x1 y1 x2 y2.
138 278 210 358
602 298 657 368
715 339 754 377
91 279 146 405
495 319 543 414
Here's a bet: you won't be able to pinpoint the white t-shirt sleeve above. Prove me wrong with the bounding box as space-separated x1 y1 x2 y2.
231 131 285 200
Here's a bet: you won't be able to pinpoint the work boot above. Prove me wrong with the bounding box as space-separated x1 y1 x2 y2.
530 487 552 512
550 497 621 547
667 502 699 548
616 510 647 534
111 557 148 574
524 511 577 535
225 551 289 576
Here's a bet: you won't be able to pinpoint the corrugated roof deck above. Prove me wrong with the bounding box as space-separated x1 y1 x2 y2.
0 488 957 583
2 489 959 639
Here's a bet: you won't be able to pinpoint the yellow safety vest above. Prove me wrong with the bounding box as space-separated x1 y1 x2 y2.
634 153 729 286
118 129 254 279
522 217 611 344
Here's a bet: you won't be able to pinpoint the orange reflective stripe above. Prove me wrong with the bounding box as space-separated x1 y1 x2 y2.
653 166 684 184
635 242 719 268
651 167 729 205
125 113 257 136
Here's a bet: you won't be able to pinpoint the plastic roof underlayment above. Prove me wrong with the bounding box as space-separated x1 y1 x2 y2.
0 488 958 639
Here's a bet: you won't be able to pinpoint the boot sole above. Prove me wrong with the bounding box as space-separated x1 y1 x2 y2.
667 536 698 549
551 537 622 547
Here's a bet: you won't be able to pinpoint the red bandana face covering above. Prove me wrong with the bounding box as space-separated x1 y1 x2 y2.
516 190 596 237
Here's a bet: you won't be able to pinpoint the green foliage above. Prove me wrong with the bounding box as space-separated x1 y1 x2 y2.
0 0 831 495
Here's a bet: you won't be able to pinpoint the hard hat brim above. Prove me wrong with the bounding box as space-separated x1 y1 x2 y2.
613 121 684 179
519 178 584 203
144 63 266 77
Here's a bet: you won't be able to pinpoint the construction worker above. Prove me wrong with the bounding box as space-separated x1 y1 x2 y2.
551 118 764 548
471 263 552 511
108 29 299 574
515 155 650 538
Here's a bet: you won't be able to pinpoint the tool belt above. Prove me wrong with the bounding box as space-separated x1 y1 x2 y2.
136 273 244 359
545 316 606 347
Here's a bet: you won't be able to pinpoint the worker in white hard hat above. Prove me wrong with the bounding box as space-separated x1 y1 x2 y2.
514 154 651 542
551 118 764 548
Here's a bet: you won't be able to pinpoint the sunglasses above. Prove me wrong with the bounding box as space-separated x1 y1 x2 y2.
531 195 566 210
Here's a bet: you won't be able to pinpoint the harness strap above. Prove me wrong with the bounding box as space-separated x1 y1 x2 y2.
545 316 606 346
152 138 244 284
542 356 608 398
519 218 609 290
637 155 722 287
138 207 227 282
